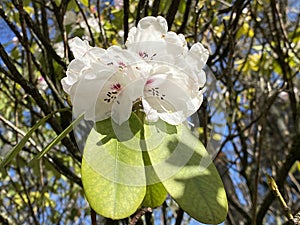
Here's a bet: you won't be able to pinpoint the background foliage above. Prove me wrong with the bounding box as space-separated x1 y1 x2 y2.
0 0 299 224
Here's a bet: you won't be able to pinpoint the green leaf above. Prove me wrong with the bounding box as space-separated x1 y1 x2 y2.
147 124 228 224
81 114 147 219
67 0 79 12
0 108 69 168
141 141 167 207
80 0 89 7
82 113 227 222
30 113 84 163
54 0 61 6
141 182 167 208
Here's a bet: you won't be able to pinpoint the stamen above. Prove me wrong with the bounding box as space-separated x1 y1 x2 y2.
147 87 165 100
139 51 157 60
150 53 157 60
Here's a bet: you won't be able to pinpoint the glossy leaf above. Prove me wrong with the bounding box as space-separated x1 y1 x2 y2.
81 113 174 218
141 182 167 208
147 123 228 224
81 114 147 219
82 113 227 223
141 147 167 207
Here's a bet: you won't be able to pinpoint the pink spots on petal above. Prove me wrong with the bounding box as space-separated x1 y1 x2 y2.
118 62 127 71
146 79 154 85
118 62 126 67
112 83 121 90
139 51 144 57
139 51 149 59
104 83 122 103
139 51 156 60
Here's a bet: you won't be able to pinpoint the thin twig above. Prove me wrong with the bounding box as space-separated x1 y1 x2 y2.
75 0 95 46
129 207 152 225
123 0 129 43
151 0 160 16
165 0 181 30
0 43 80 162
175 208 184 225
96 0 108 48
251 116 266 225
91 208 97 225
135 0 146 25
193 0 202 43
177 0 192 34
256 136 300 224
0 115 41 152
161 201 167 225
15 157 40 225
17 0 34 84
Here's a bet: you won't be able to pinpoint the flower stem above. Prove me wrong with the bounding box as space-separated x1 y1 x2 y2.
132 100 145 123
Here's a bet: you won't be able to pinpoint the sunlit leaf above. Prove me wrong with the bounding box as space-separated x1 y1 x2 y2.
23 6 34 14
80 0 89 7
141 146 167 207
82 113 227 223
148 124 228 224
81 114 146 219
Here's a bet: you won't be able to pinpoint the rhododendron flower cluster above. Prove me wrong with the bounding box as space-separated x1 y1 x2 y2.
61 16 209 125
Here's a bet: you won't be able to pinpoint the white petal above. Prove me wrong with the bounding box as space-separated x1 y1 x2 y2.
141 16 168 32
158 111 186 125
126 27 137 44
110 98 133 125
126 16 168 44
126 16 189 62
126 17 198 76
149 63 199 90
83 47 107 65
70 59 148 123
197 70 207 88
164 32 188 53
185 43 209 71
142 99 159 123
69 37 92 59
143 74 200 125
71 79 104 120
111 78 146 125
62 59 87 94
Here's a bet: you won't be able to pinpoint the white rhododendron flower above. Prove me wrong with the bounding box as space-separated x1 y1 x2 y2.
61 16 209 125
